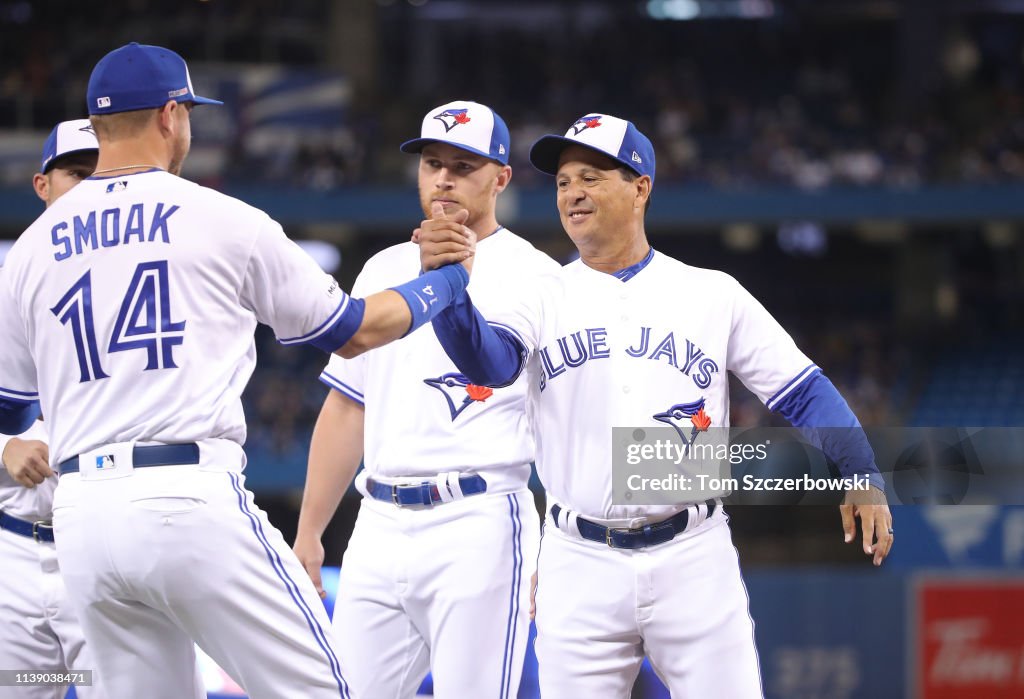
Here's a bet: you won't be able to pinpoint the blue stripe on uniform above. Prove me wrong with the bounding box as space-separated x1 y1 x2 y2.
280 295 351 345
319 371 365 405
0 386 39 400
229 473 351 698
766 364 818 411
498 493 524 699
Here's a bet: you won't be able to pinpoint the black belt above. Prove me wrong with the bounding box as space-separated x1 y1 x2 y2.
366 474 487 507
59 443 200 475
0 510 54 543
551 499 717 550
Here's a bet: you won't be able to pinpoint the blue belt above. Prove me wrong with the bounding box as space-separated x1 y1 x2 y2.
366 475 487 507
0 510 54 543
551 499 717 550
59 443 200 476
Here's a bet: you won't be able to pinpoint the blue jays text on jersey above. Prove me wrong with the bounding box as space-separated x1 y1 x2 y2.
538 325 720 391
51 202 178 261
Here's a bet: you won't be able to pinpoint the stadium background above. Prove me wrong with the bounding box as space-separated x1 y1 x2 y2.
1 1 1022 697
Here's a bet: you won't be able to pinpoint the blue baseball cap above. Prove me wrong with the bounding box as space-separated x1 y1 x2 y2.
530 113 656 184
401 100 510 165
40 119 98 173
87 42 223 116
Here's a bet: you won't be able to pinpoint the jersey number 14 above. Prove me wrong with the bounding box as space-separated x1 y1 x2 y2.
51 260 186 383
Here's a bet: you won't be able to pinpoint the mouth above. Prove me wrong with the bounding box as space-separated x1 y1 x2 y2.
566 209 593 223
433 198 460 208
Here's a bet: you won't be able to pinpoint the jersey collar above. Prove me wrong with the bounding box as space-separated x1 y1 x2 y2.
612 247 655 282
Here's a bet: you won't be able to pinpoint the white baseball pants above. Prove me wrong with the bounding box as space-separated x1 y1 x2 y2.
534 510 764 698
52 463 351 699
0 527 105 699
331 489 538 699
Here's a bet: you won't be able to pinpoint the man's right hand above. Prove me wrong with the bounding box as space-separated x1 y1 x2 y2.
293 534 328 599
2 438 52 488
417 202 476 273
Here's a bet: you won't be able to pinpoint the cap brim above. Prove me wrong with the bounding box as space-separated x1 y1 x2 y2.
530 134 644 178
43 147 99 174
400 137 502 163
191 95 223 106
528 135 575 176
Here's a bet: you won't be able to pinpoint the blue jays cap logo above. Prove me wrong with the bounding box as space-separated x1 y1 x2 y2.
570 115 603 136
433 108 472 133
653 398 712 454
79 124 96 136
424 372 494 421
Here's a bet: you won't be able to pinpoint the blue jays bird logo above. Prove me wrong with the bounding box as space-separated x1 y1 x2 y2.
79 124 96 136
570 115 603 135
653 398 712 454
424 372 494 421
433 108 472 133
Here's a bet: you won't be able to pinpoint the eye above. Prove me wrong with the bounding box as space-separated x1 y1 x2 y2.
426 159 442 169
556 179 568 189
456 162 474 171
583 175 597 183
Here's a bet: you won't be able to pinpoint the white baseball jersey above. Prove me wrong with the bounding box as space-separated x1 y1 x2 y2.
321 228 560 492
0 421 53 520
0 170 351 467
490 249 815 521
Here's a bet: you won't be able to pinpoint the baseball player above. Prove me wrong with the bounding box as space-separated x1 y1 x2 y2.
292 100 559 698
417 113 894 697
0 120 108 699
0 43 474 699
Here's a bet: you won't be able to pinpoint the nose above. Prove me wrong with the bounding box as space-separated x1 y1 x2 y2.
561 180 586 204
435 167 454 190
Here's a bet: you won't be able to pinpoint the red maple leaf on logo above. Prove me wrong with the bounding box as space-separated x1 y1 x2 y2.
454 113 471 124
691 408 711 432
466 384 493 402
585 117 601 128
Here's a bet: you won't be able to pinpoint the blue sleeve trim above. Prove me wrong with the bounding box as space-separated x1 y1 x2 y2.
319 371 366 406
766 363 818 411
306 298 365 353
431 293 525 388
0 399 40 435
489 321 528 349
0 386 39 401
773 371 883 484
279 295 352 345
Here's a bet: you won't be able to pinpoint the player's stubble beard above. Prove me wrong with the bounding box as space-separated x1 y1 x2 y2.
167 108 191 176
168 132 189 176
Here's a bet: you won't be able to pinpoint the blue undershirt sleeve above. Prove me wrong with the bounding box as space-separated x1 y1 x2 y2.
0 399 41 436
431 292 527 388
772 370 885 491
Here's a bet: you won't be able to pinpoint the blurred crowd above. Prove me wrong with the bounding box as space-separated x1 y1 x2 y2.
3 2 1024 190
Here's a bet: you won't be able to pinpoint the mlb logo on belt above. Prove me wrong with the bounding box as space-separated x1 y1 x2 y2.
96 454 116 470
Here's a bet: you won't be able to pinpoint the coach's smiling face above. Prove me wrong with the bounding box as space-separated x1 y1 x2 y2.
418 142 510 233
555 145 651 256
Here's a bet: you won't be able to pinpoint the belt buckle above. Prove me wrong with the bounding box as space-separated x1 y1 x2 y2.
32 521 52 543
605 527 631 548
391 483 434 508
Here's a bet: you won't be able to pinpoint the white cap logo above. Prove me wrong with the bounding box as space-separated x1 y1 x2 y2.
97 96 111 108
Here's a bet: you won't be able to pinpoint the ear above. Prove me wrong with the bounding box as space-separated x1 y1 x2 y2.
494 164 512 195
157 100 178 134
32 173 49 203
633 175 652 212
